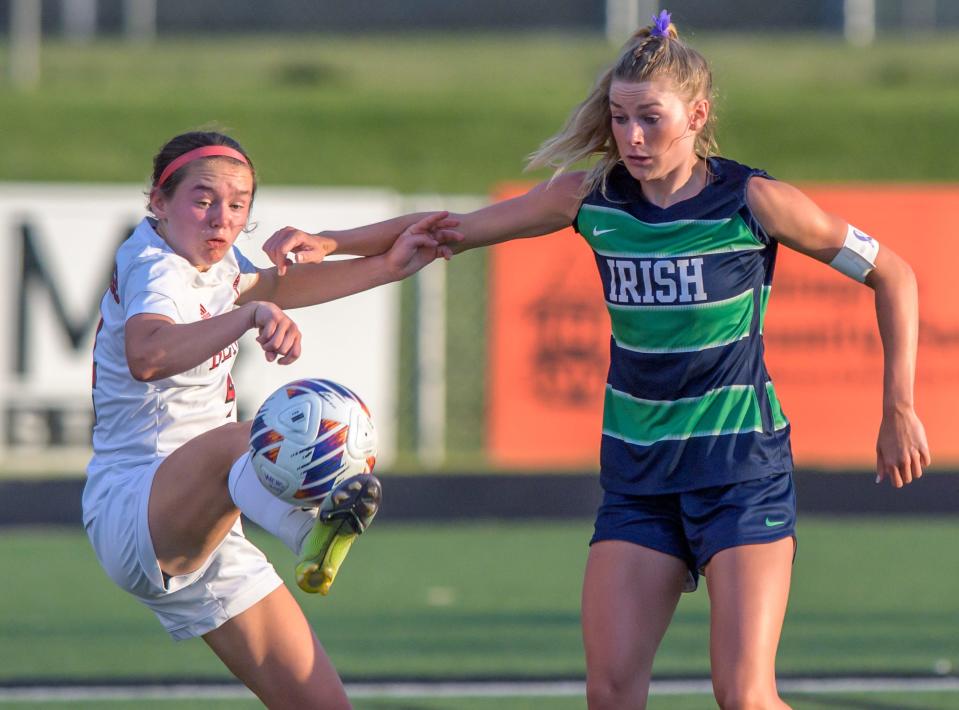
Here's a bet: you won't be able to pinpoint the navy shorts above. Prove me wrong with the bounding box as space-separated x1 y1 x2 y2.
590 472 796 592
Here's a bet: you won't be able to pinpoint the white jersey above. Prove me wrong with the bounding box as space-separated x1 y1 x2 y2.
83 217 259 525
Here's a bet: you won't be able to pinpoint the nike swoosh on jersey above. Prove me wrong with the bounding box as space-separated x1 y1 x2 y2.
592 227 616 236
764 517 787 527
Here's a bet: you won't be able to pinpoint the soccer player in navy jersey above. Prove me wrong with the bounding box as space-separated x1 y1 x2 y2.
266 12 929 709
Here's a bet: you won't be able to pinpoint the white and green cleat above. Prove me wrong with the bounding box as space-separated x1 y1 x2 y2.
295 473 382 595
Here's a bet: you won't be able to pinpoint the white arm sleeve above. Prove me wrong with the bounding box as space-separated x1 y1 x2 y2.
121 256 185 322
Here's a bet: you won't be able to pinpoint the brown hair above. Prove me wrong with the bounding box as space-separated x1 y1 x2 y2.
528 18 717 196
151 131 256 200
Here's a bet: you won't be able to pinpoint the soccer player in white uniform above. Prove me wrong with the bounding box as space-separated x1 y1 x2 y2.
84 130 459 709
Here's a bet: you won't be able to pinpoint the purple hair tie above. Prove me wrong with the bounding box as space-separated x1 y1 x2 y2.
651 9 672 38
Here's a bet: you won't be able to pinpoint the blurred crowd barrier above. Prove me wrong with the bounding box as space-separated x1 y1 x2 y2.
488 184 959 470
0 184 409 475
1 182 956 477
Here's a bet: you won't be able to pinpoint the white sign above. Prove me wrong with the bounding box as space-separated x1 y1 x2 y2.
0 184 404 475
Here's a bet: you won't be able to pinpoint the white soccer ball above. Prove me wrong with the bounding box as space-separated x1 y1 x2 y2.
249 378 377 506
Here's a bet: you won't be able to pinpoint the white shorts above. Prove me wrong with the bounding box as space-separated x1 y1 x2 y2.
84 458 283 641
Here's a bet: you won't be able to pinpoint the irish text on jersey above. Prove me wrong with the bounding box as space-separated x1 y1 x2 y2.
605 257 707 304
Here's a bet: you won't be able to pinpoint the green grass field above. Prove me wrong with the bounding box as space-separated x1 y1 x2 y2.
3 694 959 710
1 517 957 708
1 34 959 191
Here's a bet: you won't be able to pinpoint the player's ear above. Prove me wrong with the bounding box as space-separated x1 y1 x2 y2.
688 98 709 132
149 188 168 219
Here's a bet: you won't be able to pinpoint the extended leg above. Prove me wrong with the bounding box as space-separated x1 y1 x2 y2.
203 585 351 710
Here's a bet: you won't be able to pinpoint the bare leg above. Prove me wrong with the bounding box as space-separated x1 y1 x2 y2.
144 421 349 705
706 538 794 710
204 585 350 710
148 421 251 576
582 541 688 710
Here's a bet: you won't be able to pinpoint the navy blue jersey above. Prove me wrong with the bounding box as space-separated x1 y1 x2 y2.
574 157 793 494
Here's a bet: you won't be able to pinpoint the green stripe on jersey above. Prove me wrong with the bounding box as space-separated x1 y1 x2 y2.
759 285 771 334
609 289 754 353
580 204 763 258
765 381 789 430
603 384 763 446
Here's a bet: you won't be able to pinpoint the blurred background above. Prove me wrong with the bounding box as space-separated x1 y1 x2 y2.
1 1 957 708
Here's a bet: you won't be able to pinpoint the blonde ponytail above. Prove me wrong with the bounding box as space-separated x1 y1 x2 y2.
527 11 717 197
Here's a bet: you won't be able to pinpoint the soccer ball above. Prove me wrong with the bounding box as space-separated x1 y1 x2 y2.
249 378 377 506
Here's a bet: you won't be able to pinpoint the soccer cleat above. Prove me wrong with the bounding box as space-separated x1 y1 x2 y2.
295 473 381 595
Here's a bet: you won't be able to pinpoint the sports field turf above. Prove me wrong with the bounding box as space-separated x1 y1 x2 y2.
2 693 958 709
2 517 956 706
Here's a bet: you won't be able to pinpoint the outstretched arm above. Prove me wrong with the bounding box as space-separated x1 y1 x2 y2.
263 212 462 275
747 177 931 487
241 212 454 310
325 212 454 256
446 171 586 253
259 170 584 274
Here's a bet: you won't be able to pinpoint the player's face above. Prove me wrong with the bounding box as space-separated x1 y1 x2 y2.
609 79 706 183
151 159 254 271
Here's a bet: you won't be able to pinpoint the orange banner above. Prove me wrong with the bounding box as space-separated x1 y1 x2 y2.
487 185 959 470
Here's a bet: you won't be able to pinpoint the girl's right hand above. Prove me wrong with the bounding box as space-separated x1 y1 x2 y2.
248 301 301 364
384 212 463 279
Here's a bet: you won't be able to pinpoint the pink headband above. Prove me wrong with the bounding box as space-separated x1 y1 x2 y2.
155 146 250 188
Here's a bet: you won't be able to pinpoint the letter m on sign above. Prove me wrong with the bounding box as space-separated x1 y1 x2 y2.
15 221 133 374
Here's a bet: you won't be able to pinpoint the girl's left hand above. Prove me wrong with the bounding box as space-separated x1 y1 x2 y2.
876 407 931 488
263 227 338 275
385 212 463 278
